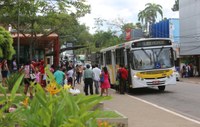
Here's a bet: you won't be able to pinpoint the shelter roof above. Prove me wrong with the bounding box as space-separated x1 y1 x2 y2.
11 33 58 49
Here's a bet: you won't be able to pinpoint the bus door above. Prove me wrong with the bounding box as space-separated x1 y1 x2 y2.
126 49 132 89
99 52 103 68
103 52 106 66
105 51 114 84
115 48 125 71
111 50 116 84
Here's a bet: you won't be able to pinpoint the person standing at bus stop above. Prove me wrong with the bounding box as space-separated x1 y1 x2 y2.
0 59 9 87
117 64 128 94
83 64 94 95
100 66 110 96
92 64 101 94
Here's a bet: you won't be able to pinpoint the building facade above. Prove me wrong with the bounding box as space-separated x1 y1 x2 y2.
180 0 200 55
179 0 200 76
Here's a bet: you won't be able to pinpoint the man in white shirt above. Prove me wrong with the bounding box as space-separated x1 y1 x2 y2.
92 64 101 94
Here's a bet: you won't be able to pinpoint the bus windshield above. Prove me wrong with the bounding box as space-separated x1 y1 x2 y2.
132 47 174 70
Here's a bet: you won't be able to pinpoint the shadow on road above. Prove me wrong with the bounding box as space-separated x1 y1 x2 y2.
127 87 174 96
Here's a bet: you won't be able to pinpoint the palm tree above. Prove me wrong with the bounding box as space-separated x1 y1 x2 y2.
138 10 150 31
138 3 163 33
144 3 163 24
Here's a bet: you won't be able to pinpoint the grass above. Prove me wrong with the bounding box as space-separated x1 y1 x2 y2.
96 110 122 118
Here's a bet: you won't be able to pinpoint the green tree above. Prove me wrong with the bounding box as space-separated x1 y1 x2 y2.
172 0 179 11
122 23 136 31
144 3 163 23
0 0 90 60
74 24 93 54
93 30 122 50
138 10 149 31
0 26 15 60
135 22 142 29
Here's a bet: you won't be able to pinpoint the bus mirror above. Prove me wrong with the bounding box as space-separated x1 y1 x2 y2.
173 50 177 60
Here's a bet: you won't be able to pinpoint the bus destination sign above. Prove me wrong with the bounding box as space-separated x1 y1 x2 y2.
132 40 171 48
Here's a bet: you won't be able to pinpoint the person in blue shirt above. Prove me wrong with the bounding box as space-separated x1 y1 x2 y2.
54 66 65 86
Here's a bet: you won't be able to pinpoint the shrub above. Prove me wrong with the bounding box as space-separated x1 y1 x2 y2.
0 67 112 127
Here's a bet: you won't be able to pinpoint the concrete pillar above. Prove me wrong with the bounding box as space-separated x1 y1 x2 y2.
54 37 60 67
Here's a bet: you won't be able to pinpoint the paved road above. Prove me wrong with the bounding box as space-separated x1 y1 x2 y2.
130 81 200 122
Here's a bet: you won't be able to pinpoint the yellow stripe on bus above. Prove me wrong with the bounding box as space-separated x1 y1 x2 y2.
136 70 173 79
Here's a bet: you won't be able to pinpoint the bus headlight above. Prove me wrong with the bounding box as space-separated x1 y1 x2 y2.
133 75 138 78
133 75 141 80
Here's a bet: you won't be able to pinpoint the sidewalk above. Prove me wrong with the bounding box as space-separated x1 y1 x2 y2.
76 79 200 127
179 77 200 84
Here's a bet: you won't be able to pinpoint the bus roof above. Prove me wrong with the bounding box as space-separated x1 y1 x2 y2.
100 38 172 53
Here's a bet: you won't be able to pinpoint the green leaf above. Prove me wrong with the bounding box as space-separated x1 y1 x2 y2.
10 73 24 101
0 84 6 97
34 93 51 114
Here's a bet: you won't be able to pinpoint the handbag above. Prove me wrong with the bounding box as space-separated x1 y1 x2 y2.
30 73 36 79
29 65 36 79
100 73 104 83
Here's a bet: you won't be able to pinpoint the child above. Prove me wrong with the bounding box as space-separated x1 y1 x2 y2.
35 67 41 84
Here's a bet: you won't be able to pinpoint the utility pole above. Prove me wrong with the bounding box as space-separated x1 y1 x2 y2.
17 0 20 65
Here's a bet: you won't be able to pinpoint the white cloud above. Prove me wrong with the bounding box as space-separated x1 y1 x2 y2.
79 0 179 34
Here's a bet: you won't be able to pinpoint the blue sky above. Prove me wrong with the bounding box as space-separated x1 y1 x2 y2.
79 0 179 34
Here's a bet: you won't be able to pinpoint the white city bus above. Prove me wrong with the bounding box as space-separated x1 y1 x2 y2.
99 38 176 91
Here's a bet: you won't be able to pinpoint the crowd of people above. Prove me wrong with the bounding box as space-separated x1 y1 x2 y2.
0 58 129 97
180 63 198 78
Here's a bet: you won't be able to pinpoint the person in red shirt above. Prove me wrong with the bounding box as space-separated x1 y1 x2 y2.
39 60 46 87
117 64 128 94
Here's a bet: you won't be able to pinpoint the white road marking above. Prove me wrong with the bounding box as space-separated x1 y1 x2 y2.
127 94 200 125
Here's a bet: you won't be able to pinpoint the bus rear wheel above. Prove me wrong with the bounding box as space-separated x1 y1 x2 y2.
158 86 165 91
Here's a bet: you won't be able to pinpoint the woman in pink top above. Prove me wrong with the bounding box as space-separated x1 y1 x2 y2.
23 61 35 99
35 67 41 84
100 66 110 96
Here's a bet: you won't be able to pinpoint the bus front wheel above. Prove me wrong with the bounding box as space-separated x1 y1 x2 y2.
158 86 165 91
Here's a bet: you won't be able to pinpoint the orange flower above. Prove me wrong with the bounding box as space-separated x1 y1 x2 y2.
22 97 29 108
97 120 112 127
46 82 61 95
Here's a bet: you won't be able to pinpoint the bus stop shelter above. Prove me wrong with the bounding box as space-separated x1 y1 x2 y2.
12 33 60 66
